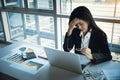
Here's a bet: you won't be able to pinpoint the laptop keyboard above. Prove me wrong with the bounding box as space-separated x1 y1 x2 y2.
83 69 105 80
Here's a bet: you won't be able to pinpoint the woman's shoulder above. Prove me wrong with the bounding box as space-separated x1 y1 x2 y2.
92 28 107 37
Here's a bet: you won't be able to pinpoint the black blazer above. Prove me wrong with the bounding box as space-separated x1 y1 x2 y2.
63 28 112 64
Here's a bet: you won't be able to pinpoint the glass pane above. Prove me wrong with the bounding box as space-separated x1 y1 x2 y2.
4 0 24 8
57 18 69 41
71 0 116 17
57 0 71 15
7 12 24 41
116 1 120 17
40 38 55 48
24 35 39 45
58 18 69 50
57 0 117 17
39 16 54 34
0 20 5 41
28 0 53 10
24 14 55 48
61 18 69 41
24 14 39 45
7 13 55 47
113 24 120 45
96 21 112 43
25 14 37 36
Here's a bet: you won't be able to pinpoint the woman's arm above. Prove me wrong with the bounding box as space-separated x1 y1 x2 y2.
63 30 75 52
63 18 81 52
91 31 112 64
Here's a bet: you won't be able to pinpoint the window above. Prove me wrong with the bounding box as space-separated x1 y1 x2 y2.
115 0 120 17
27 0 53 10
57 17 69 41
7 13 55 48
24 14 55 48
113 24 120 45
57 0 72 15
3 0 24 8
57 0 120 17
7 12 24 41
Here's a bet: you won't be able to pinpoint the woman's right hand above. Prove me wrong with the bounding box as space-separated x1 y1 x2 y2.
67 18 81 36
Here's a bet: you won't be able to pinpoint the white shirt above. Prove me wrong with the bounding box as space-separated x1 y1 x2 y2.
80 29 92 49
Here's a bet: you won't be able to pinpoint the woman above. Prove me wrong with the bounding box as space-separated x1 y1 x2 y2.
63 6 112 64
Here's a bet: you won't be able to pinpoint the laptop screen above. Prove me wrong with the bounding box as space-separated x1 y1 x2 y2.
44 47 82 74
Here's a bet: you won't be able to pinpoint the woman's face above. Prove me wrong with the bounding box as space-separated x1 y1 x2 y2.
76 19 89 33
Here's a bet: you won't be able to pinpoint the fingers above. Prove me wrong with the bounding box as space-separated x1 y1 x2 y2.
69 18 80 28
81 48 93 59
81 48 91 54
67 18 80 36
72 18 80 25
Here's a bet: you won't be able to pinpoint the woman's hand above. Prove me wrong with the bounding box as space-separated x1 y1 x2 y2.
81 48 93 60
67 18 81 36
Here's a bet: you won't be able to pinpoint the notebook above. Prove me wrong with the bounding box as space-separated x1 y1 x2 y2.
44 47 82 74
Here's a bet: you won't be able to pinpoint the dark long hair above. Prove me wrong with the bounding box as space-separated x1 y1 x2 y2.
69 6 101 31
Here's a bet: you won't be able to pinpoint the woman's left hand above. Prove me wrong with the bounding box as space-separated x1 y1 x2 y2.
81 48 93 60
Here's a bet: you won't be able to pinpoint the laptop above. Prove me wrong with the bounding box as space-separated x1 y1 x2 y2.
44 47 82 74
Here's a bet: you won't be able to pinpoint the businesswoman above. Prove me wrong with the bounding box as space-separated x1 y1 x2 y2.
63 6 112 64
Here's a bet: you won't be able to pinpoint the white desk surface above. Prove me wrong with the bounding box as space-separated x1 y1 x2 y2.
0 42 120 80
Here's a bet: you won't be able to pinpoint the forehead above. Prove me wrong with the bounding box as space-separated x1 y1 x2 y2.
79 19 88 24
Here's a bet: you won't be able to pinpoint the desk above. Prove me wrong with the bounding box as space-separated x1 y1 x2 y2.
0 42 120 80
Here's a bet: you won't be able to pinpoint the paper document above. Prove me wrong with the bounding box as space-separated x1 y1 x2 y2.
9 58 47 74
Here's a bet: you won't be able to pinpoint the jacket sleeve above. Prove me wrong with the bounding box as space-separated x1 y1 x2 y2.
91 32 112 64
63 32 75 52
